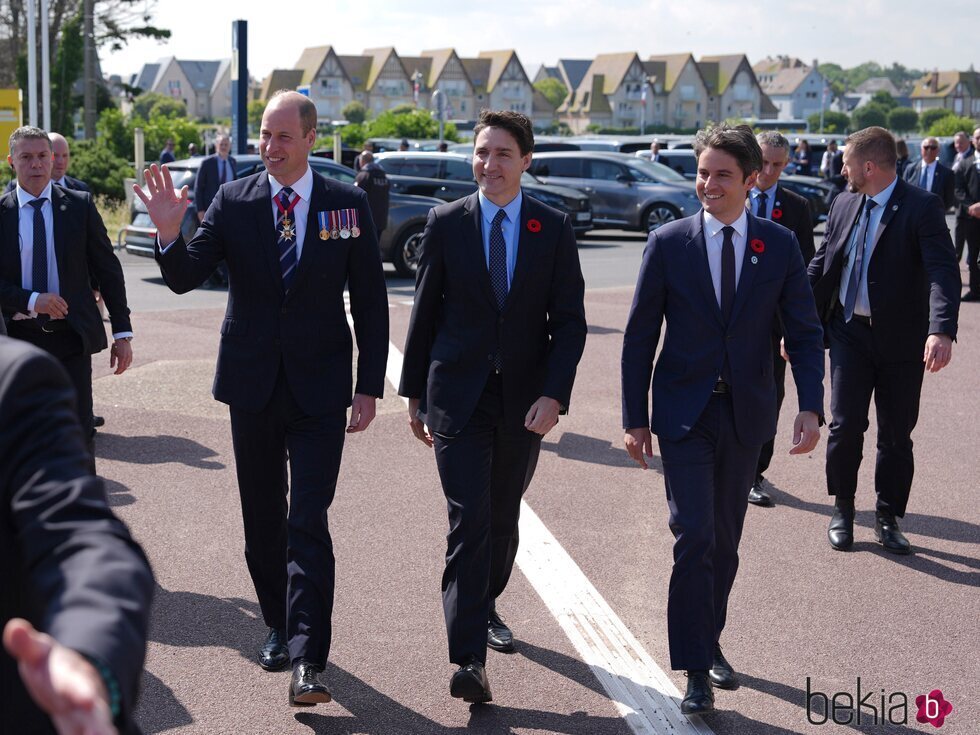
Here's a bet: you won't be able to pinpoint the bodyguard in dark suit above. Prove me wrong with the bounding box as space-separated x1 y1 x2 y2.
194 134 237 223
0 127 133 463
3 133 91 196
135 91 388 707
809 126 960 555
0 335 153 735
399 110 586 704
745 131 816 507
904 137 955 210
622 124 824 716
954 128 980 301
950 131 975 262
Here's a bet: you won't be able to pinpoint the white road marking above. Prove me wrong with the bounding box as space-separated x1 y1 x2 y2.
349 303 712 735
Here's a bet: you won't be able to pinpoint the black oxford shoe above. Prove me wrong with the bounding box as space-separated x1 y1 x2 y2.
875 515 912 555
258 628 289 672
748 477 774 507
487 608 515 653
708 645 738 690
289 662 332 707
828 504 855 551
681 671 714 715
450 661 492 703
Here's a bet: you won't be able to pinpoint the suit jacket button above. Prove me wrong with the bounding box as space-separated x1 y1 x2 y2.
487 353 493 361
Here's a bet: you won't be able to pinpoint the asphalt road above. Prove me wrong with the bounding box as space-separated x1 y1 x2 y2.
91 223 978 735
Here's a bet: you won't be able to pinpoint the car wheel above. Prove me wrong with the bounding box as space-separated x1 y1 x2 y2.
644 203 680 232
393 225 424 278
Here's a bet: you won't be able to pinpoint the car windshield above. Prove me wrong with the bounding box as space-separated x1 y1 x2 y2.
521 172 541 184
166 166 197 191
626 159 687 183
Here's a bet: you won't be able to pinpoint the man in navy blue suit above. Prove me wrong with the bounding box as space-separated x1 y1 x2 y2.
621 124 825 716
134 91 388 709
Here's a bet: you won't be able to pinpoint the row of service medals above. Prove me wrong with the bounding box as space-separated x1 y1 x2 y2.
318 209 362 241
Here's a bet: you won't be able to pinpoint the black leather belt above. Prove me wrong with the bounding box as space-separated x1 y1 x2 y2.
8 317 71 334
850 313 872 326
713 380 730 394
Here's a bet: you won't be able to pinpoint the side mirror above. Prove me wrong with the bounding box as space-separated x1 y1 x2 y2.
616 173 633 184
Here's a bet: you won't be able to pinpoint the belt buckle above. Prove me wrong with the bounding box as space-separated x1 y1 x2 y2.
41 320 56 333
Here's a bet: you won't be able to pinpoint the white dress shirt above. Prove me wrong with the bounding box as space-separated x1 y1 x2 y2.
838 176 899 317
919 160 936 191
268 166 313 261
703 210 748 307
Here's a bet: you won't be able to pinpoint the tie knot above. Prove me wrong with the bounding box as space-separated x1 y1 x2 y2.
865 199 878 214
492 209 506 227
279 187 293 204
758 191 768 201
722 225 735 240
29 198 46 210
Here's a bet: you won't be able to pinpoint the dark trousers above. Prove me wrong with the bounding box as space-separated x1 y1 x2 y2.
961 217 980 294
433 373 542 666
954 215 967 263
229 366 347 667
7 320 94 469
826 313 924 518
755 332 787 478
657 393 761 671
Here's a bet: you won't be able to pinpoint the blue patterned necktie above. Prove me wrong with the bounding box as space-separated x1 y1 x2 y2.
488 208 508 308
843 199 878 322
277 187 297 291
29 198 48 293
755 191 768 219
919 164 928 190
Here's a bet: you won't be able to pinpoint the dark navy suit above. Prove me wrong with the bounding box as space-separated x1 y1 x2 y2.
5 174 90 195
194 154 237 217
622 211 824 670
155 170 388 666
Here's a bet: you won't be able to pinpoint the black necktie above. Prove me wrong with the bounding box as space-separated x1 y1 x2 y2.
29 198 48 294
489 209 508 308
755 192 768 219
843 198 879 322
277 187 297 291
720 225 735 323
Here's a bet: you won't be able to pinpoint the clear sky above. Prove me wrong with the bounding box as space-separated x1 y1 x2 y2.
100 0 976 83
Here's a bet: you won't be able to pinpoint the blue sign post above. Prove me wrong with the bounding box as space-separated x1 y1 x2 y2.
230 20 248 155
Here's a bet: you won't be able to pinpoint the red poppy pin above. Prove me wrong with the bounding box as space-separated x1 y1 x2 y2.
750 238 765 253
526 218 542 233
771 207 783 220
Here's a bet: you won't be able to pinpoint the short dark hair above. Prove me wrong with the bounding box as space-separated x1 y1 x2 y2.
846 126 897 168
693 123 762 179
8 126 51 155
269 89 318 136
473 110 534 156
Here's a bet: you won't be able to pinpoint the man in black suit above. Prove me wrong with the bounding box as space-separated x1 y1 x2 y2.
954 128 980 301
904 137 955 211
951 130 976 263
0 334 153 735
399 110 586 704
194 134 236 288
0 127 133 466
622 124 824 715
135 91 388 707
4 132 91 195
745 131 816 507
809 126 960 555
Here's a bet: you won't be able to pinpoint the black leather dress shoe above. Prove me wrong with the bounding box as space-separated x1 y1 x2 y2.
708 645 738 690
828 503 855 551
487 608 515 653
92 415 105 427
450 661 492 703
289 662 332 707
961 291 980 302
875 515 912 555
747 477 774 507
681 671 714 715
258 628 289 672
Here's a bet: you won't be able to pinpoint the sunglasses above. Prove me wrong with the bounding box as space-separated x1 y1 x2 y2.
922 145 938 150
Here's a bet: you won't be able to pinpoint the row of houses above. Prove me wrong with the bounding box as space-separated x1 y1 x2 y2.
127 50 980 132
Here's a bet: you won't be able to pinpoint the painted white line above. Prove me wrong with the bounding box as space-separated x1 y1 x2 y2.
352 303 712 735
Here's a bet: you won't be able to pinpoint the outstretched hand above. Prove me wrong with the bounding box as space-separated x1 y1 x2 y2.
132 164 189 246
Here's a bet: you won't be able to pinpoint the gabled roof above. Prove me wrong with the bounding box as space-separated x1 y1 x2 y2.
261 69 304 100
362 47 409 90
175 60 223 92
578 53 642 95
534 65 559 84
132 63 160 92
400 57 432 87
337 56 371 92
752 56 807 76
478 50 529 92
209 58 231 96
645 53 701 92
557 59 593 91
461 57 492 95
294 46 335 85
421 49 462 88
855 77 900 96
759 66 815 96
699 54 751 95
910 70 979 99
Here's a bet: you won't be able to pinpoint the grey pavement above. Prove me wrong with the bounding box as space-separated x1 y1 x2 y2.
91 227 978 734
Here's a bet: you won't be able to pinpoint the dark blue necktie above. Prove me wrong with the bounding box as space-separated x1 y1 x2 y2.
29 198 48 293
919 165 928 190
489 209 508 308
755 191 768 219
720 225 735 323
219 158 226 184
277 187 297 291
843 199 879 322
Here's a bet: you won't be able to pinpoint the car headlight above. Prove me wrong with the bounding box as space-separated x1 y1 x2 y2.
532 192 565 208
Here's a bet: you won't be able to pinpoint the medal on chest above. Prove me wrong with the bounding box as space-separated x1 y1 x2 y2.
275 191 301 241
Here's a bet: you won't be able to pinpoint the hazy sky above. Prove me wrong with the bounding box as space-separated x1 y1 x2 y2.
100 0 975 82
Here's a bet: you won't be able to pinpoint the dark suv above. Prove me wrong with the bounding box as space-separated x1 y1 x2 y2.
373 152 594 236
124 156 442 277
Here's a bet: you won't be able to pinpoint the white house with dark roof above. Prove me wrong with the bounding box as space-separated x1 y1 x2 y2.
129 57 232 120
753 56 828 121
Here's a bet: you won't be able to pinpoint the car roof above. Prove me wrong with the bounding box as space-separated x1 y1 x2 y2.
532 151 645 162
375 151 471 161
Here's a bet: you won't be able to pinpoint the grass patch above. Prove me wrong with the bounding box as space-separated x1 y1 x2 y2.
95 195 132 247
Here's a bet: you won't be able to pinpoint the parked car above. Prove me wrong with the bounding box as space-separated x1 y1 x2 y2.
655 149 698 180
526 151 700 232
123 155 442 277
373 151 594 236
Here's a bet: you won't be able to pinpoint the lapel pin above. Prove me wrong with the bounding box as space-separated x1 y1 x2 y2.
751 255 759 264
60 204 66 211
892 204 898 211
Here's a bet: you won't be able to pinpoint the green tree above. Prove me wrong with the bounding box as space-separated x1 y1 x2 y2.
132 92 187 121
919 107 955 132
66 138 133 200
927 115 979 137
534 78 568 109
887 107 919 134
342 101 367 124
364 109 458 141
338 122 366 150
807 110 850 133
247 99 266 133
871 90 897 110
851 103 888 130
50 11 84 134
96 107 132 160
142 114 202 162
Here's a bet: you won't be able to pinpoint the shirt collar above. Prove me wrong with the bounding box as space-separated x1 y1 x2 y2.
704 209 748 241
269 165 313 202
54 176 67 187
16 180 53 208
750 181 778 200
868 176 899 209
478 189 522 226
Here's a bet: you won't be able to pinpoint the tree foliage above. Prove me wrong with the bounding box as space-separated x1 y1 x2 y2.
66 137 133 199
534 78 568 109
363 109 458 141
851 103 889 130
927 115 980 137
919 108 955 132
887 107 919 134
342 101 367 124
50 10 84 133
807 110 850 134
95 106 202 164
818 61 923 95
247 100 266 134
870 91 897 110
131 92 187 121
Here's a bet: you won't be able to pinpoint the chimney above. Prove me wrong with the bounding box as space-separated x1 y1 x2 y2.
931 69 939 92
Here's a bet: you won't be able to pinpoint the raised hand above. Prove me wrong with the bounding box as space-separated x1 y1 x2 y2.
132 164 189 246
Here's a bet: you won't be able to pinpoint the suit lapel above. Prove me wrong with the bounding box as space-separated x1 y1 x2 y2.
729 214 761 325
251 173 283 292
288 173 326 297
1 193 20 284
50 186 70 281
687 213 725 328
462 194 498 308
828 194 863 273
870 179 904 254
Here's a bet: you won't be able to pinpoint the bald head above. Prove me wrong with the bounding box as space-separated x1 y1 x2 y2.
266 90 317 136
49 132 70 181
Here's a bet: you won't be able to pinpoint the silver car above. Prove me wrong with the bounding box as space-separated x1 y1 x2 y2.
528 152 700 232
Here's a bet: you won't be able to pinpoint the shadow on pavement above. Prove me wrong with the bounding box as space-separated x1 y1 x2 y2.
95 434 225 470
149 584 262 661
294 661 628 734
586 324 624 335
102 478 136 507
851 542 980 587
136 670 193 734
542 432 662 472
